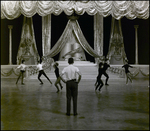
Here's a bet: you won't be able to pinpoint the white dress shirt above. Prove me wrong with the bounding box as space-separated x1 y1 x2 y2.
62 64 81 81
17 64 26 71
37 64 43 71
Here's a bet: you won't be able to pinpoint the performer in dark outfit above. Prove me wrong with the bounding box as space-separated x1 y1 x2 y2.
122 60 133 84
37 61 52 85
95 62 104 91
53 62 63 93
60 58 82 116
16 60 26 85
102 59 110 85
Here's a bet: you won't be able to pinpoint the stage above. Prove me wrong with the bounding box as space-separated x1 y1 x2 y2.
1 78 149 130
1 62 149 129
1 1 149 129
1 62 149 80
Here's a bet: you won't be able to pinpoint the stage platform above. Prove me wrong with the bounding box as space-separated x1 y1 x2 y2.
1 61 149 80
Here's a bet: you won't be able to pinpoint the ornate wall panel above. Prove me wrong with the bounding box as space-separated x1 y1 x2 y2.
16 16 40 65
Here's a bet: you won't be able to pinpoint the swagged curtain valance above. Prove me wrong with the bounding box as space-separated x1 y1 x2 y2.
1 1 149 20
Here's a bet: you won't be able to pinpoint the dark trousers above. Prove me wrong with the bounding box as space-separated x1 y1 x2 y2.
103 72 109 84
38 70 51 84
95 76 104 90
66 80 78 115
16 70 25 84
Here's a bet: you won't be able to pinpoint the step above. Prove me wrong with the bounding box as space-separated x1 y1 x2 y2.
56 61 97 66
28 61 121 80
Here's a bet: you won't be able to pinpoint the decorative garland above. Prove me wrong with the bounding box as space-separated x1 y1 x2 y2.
28 66 38 76
42 56 54 70
139 69 149 77
13 68 20 76
1 57 54 77
1 69 13 76
1 62 149 79
108 66 149 78
1 68 20 77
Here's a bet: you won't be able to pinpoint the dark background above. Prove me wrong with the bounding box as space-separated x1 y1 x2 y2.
1 12 149 65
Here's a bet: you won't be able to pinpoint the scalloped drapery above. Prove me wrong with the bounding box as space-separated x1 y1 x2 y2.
1 1 149 20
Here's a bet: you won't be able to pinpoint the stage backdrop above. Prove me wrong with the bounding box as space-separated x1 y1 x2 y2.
1 13 149 64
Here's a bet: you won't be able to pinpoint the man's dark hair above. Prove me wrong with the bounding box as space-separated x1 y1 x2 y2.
99 62 103 68
55 62 59 66
22 60 25 63
68 57 74 64
37 61 41 64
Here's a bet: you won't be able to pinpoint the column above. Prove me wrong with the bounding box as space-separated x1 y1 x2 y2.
134 25 139 64
8 25 13 65
94 13 103 63
42 14 51 56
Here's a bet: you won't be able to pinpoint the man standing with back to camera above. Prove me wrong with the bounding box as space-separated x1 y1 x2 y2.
60 57 82 116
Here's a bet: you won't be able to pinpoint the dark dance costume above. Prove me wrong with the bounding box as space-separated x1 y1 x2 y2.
95 66 104 91
102 63 110 85
122 64 133 84
16 70 25 84
122 64 133 74
54 66 63 92
54 66 60 78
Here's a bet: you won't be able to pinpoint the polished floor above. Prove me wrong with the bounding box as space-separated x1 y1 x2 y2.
1 78 149 130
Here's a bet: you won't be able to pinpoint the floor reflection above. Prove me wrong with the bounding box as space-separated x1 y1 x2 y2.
1 78 149 130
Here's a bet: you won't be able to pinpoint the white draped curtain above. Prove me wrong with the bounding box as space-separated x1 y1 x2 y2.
44 20 103 59
42 15 51 56
1 1 149 20
94 13 103 63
